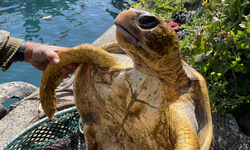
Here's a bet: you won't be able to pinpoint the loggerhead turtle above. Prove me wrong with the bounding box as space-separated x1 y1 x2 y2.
40 8 213 149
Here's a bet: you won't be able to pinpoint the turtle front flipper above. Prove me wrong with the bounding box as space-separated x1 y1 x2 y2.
169 96 199 149
99 42 125 54
40 44 122 119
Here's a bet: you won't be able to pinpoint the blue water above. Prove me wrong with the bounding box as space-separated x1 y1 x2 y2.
0 0 136 108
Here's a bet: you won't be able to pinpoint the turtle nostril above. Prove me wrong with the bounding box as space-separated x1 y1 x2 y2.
138 15 159 29
126 7 130 10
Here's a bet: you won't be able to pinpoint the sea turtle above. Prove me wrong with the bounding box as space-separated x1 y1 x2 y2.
40 8 213 149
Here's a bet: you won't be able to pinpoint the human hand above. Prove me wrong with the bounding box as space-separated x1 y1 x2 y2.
24 42 78 78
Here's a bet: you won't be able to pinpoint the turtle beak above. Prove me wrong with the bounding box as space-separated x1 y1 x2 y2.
114 9 138 46
114 8 134 28
114 8 138 39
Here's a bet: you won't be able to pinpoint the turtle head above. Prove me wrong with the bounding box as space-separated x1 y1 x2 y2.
115 8 181 72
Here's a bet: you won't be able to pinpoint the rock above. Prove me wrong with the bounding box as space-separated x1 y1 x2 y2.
0 81 38 104
0 104 7 120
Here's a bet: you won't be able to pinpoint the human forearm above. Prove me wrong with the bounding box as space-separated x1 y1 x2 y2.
1 30 78 77
24 42 36 63
0 30 23 71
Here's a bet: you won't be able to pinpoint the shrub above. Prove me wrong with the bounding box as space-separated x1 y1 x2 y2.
129 0 199 19
188 0 250 115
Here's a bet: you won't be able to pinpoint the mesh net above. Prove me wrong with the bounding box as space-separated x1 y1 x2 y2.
2 107 250 150
2 107 83 150
211 113 250 150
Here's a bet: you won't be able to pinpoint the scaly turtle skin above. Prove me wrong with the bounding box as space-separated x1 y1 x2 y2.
40 8 213 149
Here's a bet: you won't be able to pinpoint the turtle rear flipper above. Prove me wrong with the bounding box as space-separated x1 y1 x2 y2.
183 62 213 149
169 96 199 149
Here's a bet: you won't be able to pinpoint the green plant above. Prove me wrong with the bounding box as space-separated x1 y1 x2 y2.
129 0 199 19
188 0 250 114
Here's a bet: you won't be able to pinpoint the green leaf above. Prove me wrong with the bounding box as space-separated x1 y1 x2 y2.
230 21 239 29
221 65 230 73
246 21 250 27
205 50 213 56
231 61 237 66
230 30 235 37
229 78 237 86
246 54 250 59
244 37 250 47
217 38 226 51
239 22 246 28
235 86 247 95
241 66 248 74
200 66 208 73
212 16 221 22
236 57 241 62
237 30 245 35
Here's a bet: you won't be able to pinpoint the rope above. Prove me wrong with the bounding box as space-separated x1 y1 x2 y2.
8 74 75 111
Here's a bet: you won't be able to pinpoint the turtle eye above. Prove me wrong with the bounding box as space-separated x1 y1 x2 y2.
138 15 159 29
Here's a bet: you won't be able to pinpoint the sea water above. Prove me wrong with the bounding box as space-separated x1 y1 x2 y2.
0 0 136 108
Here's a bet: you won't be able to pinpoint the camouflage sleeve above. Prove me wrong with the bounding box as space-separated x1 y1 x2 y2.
0 30 23 72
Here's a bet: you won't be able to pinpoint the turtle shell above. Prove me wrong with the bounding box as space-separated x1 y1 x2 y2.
40 8 213 150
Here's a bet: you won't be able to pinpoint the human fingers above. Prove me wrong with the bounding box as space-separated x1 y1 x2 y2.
37 61 50 71
60 67 72 78
53 47 67 53
65 63 79 71
42 48 60 64
60 64 79 78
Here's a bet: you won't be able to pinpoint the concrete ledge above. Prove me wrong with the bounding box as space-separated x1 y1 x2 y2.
92 25 117 46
